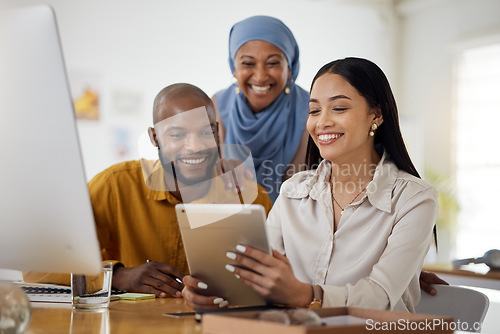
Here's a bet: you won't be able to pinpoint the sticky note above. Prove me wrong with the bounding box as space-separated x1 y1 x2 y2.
118 293 156 300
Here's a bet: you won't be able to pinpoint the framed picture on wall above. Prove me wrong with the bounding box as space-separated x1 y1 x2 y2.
69 70 101 120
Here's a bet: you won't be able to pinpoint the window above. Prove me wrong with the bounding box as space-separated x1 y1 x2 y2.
454 42 500 260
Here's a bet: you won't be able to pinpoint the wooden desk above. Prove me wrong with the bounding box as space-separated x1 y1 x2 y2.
26 298 201 334
25 298 479 334
423 263 500 290
424 263 500 280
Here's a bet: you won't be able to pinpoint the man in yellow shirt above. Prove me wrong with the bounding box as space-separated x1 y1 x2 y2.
24 83 272 298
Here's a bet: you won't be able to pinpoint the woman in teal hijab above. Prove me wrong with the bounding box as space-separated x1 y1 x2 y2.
214 16 310 202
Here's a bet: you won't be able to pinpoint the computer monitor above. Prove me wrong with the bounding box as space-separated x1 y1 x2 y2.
0 5 102 275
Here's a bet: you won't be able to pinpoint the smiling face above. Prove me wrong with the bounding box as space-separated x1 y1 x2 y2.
151 95 219 186
307 73 383 165
233 40 291 113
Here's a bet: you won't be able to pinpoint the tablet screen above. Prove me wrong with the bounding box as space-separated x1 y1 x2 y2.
175 204 270 307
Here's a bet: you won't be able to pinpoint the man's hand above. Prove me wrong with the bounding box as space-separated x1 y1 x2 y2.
419 270 449 295
112 261 185 298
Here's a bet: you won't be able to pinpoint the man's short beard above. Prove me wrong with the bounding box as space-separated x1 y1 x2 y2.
157 147 217 187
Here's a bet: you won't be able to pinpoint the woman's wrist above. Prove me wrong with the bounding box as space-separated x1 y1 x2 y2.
291 282 314 307
306 285 323 309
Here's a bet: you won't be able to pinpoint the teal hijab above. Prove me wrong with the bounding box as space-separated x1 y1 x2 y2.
215 16 309 202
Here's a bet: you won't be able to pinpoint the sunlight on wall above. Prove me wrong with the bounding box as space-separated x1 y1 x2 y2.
454 42 500 260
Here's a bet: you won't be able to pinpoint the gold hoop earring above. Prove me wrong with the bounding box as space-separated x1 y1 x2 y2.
235 86 240 94
369 123 378 137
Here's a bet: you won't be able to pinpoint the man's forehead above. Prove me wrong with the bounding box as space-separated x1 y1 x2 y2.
154 106 213 130
156 93 215 120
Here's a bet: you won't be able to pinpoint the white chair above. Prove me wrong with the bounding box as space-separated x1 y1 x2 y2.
415 285 489 332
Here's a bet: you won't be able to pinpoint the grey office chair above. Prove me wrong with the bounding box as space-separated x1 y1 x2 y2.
415 285 489 333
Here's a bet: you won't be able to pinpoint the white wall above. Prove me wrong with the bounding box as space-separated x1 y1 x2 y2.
3 0 498 235
3 0 397 180
3 0 498 190
396 0 500 175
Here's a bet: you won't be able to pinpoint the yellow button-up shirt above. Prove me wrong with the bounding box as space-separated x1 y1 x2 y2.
23 159 272 285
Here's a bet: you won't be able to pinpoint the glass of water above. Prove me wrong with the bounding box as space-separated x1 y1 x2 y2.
71 261 113 309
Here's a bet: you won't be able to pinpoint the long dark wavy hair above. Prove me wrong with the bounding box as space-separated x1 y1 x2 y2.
306 57 437 247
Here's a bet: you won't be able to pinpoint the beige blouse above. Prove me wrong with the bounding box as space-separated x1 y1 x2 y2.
267 152 438 312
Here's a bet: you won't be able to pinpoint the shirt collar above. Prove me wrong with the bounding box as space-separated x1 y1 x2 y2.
365 151 397 213
140 159 174 202
140 159 243 205
280 150 397 213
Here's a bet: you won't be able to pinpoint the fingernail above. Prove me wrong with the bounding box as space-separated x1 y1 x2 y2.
227 182 233 189
225 264 235 272
175 291 182 297
226 252 237 260
235 274 240 279
160 292 166 298
197 282 208 289
213 298 224 305
236 245 246 253
218 300 229 308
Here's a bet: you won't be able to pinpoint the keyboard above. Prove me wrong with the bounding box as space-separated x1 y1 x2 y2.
21 285 127 303
21 285 72 303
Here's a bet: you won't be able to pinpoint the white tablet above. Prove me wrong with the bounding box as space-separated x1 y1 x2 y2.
175 204 271 307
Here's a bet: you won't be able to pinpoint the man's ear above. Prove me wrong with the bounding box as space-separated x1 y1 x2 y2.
148 127 158 147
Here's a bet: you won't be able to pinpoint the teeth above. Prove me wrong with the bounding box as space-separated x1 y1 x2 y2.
251 85 271 94
318 134 341 141
179 157 206 165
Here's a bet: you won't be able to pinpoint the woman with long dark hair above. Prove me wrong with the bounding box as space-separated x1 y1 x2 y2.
306 57 438 251
306 58 419 177
183 57 438 312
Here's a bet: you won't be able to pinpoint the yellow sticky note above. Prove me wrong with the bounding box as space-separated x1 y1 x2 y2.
118 293 155 300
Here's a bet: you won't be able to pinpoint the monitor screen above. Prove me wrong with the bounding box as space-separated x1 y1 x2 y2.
0 5 102 275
